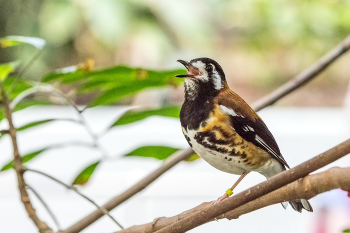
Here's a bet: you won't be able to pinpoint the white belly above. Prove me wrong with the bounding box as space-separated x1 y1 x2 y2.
184 128 246 175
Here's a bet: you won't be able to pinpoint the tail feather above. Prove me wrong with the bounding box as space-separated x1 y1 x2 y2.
287 199 313 213
262 161 313 213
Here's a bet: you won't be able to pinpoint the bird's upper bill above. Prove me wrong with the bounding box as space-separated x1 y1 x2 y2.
175 60 200 78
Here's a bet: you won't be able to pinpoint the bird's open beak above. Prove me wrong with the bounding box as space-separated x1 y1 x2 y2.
175 60 198 78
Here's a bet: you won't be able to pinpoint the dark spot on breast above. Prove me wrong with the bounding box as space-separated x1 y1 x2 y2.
228 158 232 161
240 153 247 159
184 135 192 147
243 159 249 163
212 126 231 138
225 157 227 159
238 161 241 163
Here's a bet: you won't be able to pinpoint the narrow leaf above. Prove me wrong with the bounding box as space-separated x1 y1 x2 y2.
42 65 184 105
13 99 53 112
344 229 350 233
125 146 180 160
0 36 46 49
72 161 100 185
17 119 54 131
113 106 181 127
0 62 20 81
1 149 46 171
185 153 201 162
3 76 32 99
89 81 166 106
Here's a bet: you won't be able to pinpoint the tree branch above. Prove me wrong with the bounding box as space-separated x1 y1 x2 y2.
63 148 194 233
27 184 61 231
62 34 350 233
251 34 350 111
25 168 123 230
115 166 350 233
0 84 53 233
154 138 350 233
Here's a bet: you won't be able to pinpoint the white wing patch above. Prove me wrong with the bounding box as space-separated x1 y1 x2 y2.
220 105 238 117
243 126 255 132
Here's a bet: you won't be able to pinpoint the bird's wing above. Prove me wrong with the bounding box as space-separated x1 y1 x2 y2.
217 90 290 168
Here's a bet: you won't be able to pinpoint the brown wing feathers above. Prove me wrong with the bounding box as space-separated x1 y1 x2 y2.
216 88 290 168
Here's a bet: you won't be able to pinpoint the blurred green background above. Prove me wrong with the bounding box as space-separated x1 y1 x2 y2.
1 0 350 106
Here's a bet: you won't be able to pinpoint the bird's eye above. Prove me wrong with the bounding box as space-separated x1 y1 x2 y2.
206 64 214 72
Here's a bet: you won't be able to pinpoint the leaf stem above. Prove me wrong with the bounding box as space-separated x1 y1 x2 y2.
26 168 124 230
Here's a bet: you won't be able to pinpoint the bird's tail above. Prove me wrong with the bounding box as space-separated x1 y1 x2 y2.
281 199 313 213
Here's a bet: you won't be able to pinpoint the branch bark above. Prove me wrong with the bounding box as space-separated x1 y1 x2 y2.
63 148 194 233
154 138 350 233
0 84 53 233
63 34 350 233
26 168 123 230
116 166 350 233
251 34 350 111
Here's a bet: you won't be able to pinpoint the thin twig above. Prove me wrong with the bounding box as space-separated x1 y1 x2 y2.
251 34 350 111
155 138 350 233
26 184 61 231
10 84 110 161
10 84 110 159
62 34 350 233
115 166 350 233
63 148 194 233
25 168 124 230
18 50 44 78
0 83 53 233
8 49 44 96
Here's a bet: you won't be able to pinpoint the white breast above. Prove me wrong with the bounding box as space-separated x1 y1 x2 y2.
183 128 246 175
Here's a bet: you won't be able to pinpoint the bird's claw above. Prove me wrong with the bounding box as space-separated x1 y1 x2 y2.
211 193 230 205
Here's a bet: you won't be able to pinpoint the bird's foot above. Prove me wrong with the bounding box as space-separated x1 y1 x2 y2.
211 193 229 205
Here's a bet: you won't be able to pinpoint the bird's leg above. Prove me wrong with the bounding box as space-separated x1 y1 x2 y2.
212 171 250 205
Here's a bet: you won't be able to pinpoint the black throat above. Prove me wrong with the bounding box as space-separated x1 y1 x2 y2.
180 80 218 130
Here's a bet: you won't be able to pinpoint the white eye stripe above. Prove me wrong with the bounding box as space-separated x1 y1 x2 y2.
210 64 215 71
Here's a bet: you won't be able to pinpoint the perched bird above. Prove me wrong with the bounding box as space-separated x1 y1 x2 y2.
176 57 312 212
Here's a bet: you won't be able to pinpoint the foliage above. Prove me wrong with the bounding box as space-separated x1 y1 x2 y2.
72 161 100 185
0 35 187 185
1 0 350 89
43 65 183 106
125 146 180 160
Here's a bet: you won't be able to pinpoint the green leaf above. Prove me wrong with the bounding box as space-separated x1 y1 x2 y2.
13 99 53 112
113 106 181 127
72 161 100 185
16 118 77 131
0 62 20 81
17 119 54 131
3 76 32 99
0 36 46 49
344 229 350 233
43 65 185 105
1 149 46 171
90 81 165 106
125 146 180 160
185 153 201 162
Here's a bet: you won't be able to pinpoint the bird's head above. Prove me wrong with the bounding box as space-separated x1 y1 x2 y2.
176 57 227 100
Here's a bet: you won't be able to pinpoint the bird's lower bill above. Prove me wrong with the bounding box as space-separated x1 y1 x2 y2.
176 59 200 78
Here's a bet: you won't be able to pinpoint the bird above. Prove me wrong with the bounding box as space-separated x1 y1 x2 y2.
176 57 313 212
